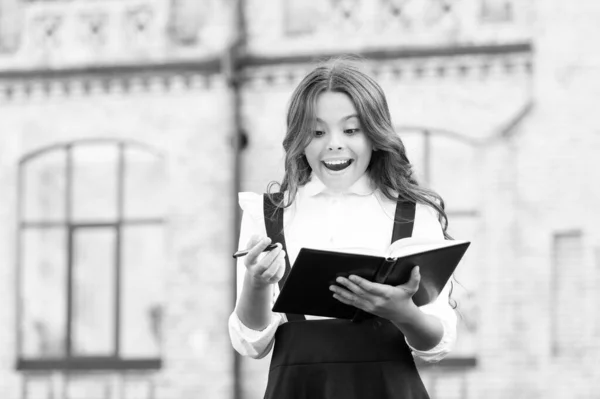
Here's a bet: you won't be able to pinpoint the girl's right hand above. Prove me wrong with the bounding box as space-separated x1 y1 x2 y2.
243 235 286 289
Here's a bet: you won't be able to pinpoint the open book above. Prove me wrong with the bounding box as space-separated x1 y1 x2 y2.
272 237 470 322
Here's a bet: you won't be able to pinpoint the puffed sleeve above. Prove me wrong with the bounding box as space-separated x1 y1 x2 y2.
405 203 458 362
228 192 285 359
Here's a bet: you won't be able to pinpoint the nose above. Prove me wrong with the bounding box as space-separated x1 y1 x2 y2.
326 130 344 151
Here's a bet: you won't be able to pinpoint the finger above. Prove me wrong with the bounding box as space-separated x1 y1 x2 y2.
261 250 286 280
329 285 367 309
274 255 286 280
335 277 369 297
267 264 286 284
401 266 421 293
347 275 387 296
244 236 272 265
332 293 355 307
251 243 282 272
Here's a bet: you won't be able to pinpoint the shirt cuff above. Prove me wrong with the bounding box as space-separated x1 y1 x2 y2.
228 311 283 359
405 305 457 363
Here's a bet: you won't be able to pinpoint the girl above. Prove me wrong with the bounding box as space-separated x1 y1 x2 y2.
229 58 457 399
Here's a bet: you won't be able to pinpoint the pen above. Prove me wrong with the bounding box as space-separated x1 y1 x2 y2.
232 243 279 258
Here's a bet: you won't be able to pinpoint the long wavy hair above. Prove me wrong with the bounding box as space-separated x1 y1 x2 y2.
268 58 451 240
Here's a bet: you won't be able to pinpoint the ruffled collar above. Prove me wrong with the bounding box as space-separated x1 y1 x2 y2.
303 172 375 197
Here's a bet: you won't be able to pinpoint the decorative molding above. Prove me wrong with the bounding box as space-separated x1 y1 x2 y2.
0 71 220 104
0 43 532 103
13 0 173 67
167 0 213 46
242 51 533 89
254 42 530 63
251 0 530 55
18 358 162 371
0 0 233 70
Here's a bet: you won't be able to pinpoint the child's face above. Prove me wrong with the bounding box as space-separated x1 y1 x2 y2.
304 91 373 192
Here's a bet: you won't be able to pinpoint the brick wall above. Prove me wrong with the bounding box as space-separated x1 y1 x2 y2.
237 56 532 398
235 12 599 397
0 75 236 399
2 1 600 399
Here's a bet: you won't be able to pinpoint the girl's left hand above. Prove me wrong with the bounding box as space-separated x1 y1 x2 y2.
330 266 421 322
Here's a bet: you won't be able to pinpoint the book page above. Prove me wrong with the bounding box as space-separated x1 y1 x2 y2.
321 246 384 257
385 237 470 259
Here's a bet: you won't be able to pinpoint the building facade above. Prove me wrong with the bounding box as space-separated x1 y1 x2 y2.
0 0 599 399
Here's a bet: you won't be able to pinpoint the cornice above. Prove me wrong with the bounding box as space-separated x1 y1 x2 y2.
243 46 533 89
0 43 533 103
0 59 223 103
243 42 533 67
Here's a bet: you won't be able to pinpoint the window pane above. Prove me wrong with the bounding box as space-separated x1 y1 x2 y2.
121 225 165 358
72 145 118 221
124 147 166 219
65 375 110 399
123 376 154 399
552 232 584 356
22 150 66 222
23 376 52 399
72 228 116 356
21 228 67 358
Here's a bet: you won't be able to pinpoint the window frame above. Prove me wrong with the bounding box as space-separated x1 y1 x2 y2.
397 126 480 370
550 230 584 358
16 138 165 371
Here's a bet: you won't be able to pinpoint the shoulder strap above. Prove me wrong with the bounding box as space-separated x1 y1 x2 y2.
391 199 416 242
263 193 305 322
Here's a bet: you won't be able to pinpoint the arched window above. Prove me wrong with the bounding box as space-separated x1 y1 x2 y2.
16 139 166 370
399 127 480 365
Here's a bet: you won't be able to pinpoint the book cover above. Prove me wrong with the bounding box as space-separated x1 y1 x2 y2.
272 238 470 321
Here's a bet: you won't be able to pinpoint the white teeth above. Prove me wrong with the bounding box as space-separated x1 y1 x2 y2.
324 160 350 165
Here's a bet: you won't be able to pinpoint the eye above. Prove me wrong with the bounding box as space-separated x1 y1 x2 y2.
344 128 360 135
313 130 326 137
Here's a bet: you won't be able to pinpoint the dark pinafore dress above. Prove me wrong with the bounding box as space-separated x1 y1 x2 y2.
262 194 430 399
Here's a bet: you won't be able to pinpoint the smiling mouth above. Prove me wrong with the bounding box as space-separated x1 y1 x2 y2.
322 159 353 171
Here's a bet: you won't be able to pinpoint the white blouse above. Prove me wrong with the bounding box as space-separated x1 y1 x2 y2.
228 173 457 362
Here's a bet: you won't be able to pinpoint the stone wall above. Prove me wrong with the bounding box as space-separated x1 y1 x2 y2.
0 72 236 399
1 0 599 399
